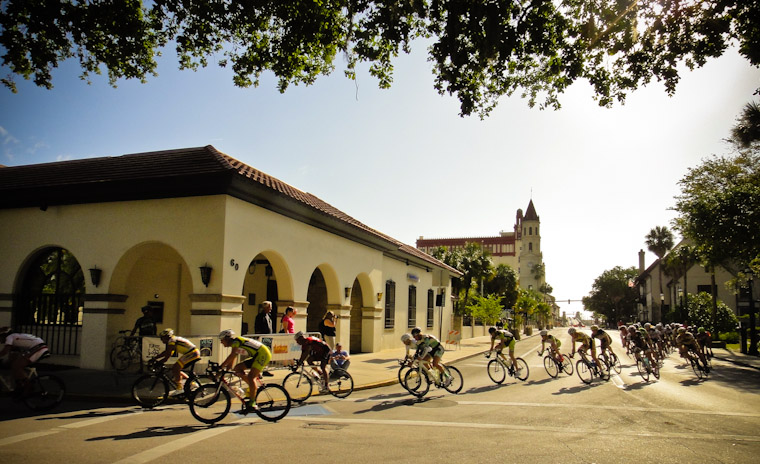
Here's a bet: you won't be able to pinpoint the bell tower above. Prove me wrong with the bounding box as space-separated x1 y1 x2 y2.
519 199 543 291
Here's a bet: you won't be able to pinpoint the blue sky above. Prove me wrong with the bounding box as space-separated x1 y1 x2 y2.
2 42 758 319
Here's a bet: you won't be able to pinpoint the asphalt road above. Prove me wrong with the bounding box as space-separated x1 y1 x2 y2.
2 330 759 463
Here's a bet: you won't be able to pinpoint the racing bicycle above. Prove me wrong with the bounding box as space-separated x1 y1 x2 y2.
485 351 529 384
189 361 291 423
572 350 610 384
538 349 573 378
131 359 213 408
282 360 354 402
403 359 463 398
0 364 65 411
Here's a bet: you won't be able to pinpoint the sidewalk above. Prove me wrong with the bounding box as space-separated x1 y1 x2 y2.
711 347 760 370
52 335 506 403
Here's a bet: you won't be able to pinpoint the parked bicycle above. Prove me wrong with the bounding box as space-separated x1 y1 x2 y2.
571 350 610 384
485 352 529 384
0 364 65 411
131 359 213 408
110 330 142 373
538 349 573 378
282 360 354 402
403 359 463 398
189 361 291 424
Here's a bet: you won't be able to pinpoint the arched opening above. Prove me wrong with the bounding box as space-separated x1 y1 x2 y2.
306 269 327 332
242 254 279 335
15 247 85 355
349 278 363 353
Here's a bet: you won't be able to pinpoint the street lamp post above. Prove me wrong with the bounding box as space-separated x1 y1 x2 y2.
748 270 758 356
660 293 665 324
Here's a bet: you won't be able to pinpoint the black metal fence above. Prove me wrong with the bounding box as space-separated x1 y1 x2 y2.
15 293 83 356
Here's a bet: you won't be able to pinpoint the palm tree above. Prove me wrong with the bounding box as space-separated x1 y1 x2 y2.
730 101 760 148
645 226 675 322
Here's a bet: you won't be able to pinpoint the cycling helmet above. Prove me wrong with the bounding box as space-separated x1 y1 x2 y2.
697 327 706 334
678 327 686 334
644 323 651 329
590 325 599 331
567 327 576 335
294 331 305 340
488 327 496 335
219 329 235 340
401 333 413 343
159 328 174 338
411 327 422 336
539 329 548 337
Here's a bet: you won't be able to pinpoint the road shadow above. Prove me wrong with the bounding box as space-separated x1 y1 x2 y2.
354 391 408 402
87 424 209 441
464 384 503 394
352 397 418 414
37 407 141 421
551 381 607 395
523 378 555 387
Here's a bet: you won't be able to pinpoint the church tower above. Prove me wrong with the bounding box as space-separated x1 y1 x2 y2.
518 199 544 291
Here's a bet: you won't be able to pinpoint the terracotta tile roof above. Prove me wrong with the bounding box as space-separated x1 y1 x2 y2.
0 145 459 275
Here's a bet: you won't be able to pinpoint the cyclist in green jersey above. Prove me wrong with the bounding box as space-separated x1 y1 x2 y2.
219 329 272 411
411 327 448 383
538 329 564 363
488 327 517 369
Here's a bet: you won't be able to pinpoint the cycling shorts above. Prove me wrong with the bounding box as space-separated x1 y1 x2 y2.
599 336 611 351
242 345 272 372
176 348 201 369
497 338 516 353
580 342 597 356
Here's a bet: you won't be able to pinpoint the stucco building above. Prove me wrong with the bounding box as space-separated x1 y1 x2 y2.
0 146 461 369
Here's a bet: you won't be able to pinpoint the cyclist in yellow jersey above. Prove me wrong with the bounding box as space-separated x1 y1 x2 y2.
219 329 272 411
591 325 617 363
538 329 564 363
151 328 201 393
568 327 600 366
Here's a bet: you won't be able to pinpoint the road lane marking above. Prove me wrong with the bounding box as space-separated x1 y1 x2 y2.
283 416 760 442
0 430 60 447
0 407 146 446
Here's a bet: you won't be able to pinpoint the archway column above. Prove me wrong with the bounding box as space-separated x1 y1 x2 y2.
81 293 128 369
362 306 383 352
189 293 245 363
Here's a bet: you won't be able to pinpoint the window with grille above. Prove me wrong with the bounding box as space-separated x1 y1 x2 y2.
384 280 396 328
408 285 416 327
427 289 434 328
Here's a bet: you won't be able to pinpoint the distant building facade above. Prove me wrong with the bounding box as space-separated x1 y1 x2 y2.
416 200 545 291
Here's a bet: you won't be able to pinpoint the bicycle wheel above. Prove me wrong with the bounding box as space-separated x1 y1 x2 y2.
637 359 650 382
610 353 622 375
597 359 610 381
404 368 430 398
561 355 574 375
690 357 704 380
513 358 529 381
543 356 559 378
132 374 169 408
189 383 231 424
443 366 463 394
652 360 661 380
327 370 353 398
486 359 506 384
398 365 411 391
23 374 65 411
282 372 313 403
110 345 133 372
255 384 291 422
577 360 593 384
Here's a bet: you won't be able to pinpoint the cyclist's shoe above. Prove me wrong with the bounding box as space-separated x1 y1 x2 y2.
262 371 274 377
168 388 184 397
442 372 452 387
236 398 257 415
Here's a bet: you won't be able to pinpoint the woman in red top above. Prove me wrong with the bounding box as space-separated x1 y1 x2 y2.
280 306 296 333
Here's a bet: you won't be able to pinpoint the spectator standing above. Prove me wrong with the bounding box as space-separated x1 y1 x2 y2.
131 305 157 337
254 301 274 335
280 306 296 334
320 311 337 348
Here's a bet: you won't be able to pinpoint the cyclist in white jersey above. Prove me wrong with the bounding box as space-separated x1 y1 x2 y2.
0 327 49 388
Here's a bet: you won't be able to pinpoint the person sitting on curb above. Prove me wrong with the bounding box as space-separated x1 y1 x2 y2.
330 342 350 375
